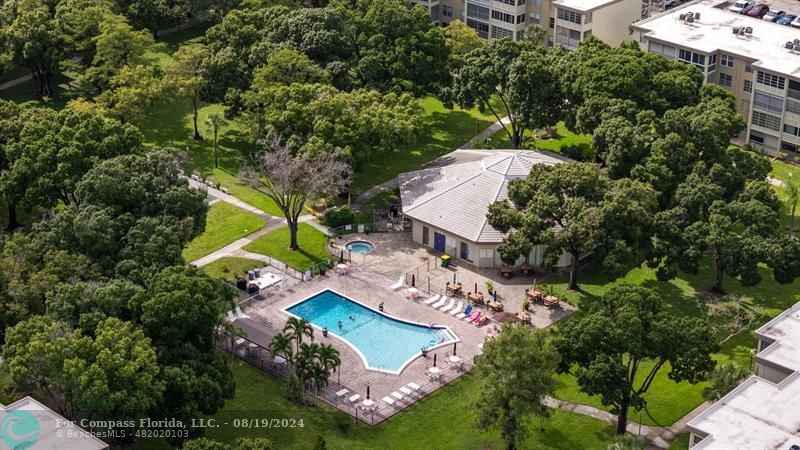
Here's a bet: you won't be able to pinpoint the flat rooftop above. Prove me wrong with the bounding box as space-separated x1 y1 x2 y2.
755 302 800 372
1 397 108 449
554 0 626 12
633 0 800 76
687 373 800 450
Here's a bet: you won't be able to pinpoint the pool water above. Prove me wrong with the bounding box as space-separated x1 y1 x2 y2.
286 290 456 373
345 240 375 254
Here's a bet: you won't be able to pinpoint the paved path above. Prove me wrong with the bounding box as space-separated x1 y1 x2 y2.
461 116 511 149
0 73 33 91
767 176 786 188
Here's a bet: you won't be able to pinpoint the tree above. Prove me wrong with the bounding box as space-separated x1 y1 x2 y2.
205 112 228 168
268 332 294 366
702 362 745 401
166 44 208 140
450 39 563 148
6 0 66 97
442 19 483 71
475 325 559 450
607 434 644 450
554 285 718 434
242 138 351 250
785 176 799 233
82 13 153 92
115 0 188 39
488 163 657 290
283 317 314 353
184 437 273 450
252 48 329 87
96 64 165 124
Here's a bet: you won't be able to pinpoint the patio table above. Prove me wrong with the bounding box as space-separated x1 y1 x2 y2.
407 287 420 299
543 295 559 309
468 291 485 304
336 264 349 274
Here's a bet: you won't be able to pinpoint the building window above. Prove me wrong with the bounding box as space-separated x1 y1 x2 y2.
549 17 555 29
756 72 786 90
583 29 592 39
585 11 592 23
649 42 675 58
517 13 526 24
491 10 515 24
744 80 752 93
422 226 429 245
431 4 439 20
460 242 471 261
784 123 800 137
467 3 490 21
556 8 582 24
786 98 800 115
745 64 753 73
721 54 733 67
531 0 540 6
467 18 489 38
751 110 782 131
754 90 785 113
749 130 765 144
442 5 453 17
479 248 493 258
491 25 513 39
529 13 541 24
719 73 732 87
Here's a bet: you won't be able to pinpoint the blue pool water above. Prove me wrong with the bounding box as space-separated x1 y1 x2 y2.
345 240 375 254
286 290 456 373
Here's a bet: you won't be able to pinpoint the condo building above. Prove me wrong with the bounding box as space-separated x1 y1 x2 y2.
412 0 642 48
632 0 800 157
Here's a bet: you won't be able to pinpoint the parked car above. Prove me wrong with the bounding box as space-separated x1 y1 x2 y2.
792 15 800 27
728 0 754 13
777 13 797 25
764 9 786 21
746 4 770 18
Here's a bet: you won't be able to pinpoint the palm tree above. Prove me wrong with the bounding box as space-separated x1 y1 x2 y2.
268 332 294 366
284 317 314 352
703 362 744 401
786 177 799 233
316 343 341 386
205 112 228 169
296 342 320 403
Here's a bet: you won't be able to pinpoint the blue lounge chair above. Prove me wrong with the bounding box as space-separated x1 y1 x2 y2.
456 304 472 319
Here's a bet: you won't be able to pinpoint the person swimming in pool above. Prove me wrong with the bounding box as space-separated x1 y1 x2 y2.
349 315 355 321
337 320 343 330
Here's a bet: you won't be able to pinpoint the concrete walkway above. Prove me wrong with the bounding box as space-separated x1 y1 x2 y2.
0 73 33 91
462 116 511 149
767 176 786 189
188 178 275 220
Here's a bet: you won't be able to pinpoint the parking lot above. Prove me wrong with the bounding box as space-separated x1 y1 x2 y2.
644 0 800 18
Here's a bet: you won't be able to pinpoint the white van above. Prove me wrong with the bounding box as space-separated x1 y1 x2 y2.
728 0 754 13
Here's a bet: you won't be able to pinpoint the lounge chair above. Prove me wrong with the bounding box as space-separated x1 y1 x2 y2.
382 396 396 407
399 386 412 396
235 305 250 319
456 305 472 319
423 294 440 305
470 311 482 323
389 275 405 290
226 310 237 322
348 394 361 404
432 296 448 308
464 310 480 321
335 389 349 400
439 298 455 311
475 316 490 326
407 382 421 392
449 301 463 315
391 392 404 401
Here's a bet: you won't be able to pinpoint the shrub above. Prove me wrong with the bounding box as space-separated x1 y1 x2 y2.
560 144 591 162
324 208 355 228
333 411 352 434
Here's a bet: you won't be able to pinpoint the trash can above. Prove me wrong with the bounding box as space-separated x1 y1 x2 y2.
441 254 450 268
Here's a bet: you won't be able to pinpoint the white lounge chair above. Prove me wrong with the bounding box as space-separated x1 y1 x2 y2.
448 301 463 315
439 298 455 311
407 382 421 393
348 394 361 404
226 310 237 322
423 294 440 305
391 391 404 401
335 388 349 399
432 296 448 308
455 304 472 319
389 275 405 290
235 305 250 319
382 396 396 407
399 386 412 396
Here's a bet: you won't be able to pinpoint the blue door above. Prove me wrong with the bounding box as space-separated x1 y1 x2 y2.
433 232 446 252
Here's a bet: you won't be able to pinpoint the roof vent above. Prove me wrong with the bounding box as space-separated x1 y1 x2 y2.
733 26 741 34
679 13 686 20
745 26 753 35
788 41 796 49
795 38 800 45
795 44 800 52
687 15 694 23
694 12 700 20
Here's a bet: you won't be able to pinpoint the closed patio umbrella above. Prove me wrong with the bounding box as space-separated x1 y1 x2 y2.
433 354 437 367
493 290 497 301
453 273 456 284
453 342 457 356
474 282 478 293
367 385 370 399
411 274 415 287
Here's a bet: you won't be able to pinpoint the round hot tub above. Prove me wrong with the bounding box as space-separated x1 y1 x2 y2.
345 240 375 255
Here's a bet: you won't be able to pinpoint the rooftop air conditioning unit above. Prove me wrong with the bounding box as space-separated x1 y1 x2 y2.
733 26 741 34
687 16 694 23
745 27 753 34
679 13 686 20
788 41 796 49
738 28 746 36
795 44 800 52
694 12 700 20
795 38 800 45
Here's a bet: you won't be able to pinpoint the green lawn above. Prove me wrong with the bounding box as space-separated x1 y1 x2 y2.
540 257 798 426
182 202 266 262
136 358 616 450
482 122 592 157
668 433 691 450
770 160 799 230
349 96 498 195
243 223 329 271
201 257 264 281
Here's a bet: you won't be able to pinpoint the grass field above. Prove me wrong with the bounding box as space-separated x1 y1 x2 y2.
136 358 616 450
349 96 498 195
539 257 798 426
201 257 264 281
668 433 691 450
770 160 799 229
243 223 329 271
482 122 593 156
182 202 266 262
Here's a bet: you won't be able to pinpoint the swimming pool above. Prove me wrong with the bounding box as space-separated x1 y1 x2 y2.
285 289 457 374
345 240 375 254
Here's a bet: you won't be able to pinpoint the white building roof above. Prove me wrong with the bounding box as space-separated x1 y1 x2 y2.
398 150 567 243
554 0 624 12
687 373 800 450
633 0 800 76
755 302 800 373
0 397 108 449
687 302 800 450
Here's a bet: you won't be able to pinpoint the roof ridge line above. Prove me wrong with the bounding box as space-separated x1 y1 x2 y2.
474 169 509 241
403 165 496 214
